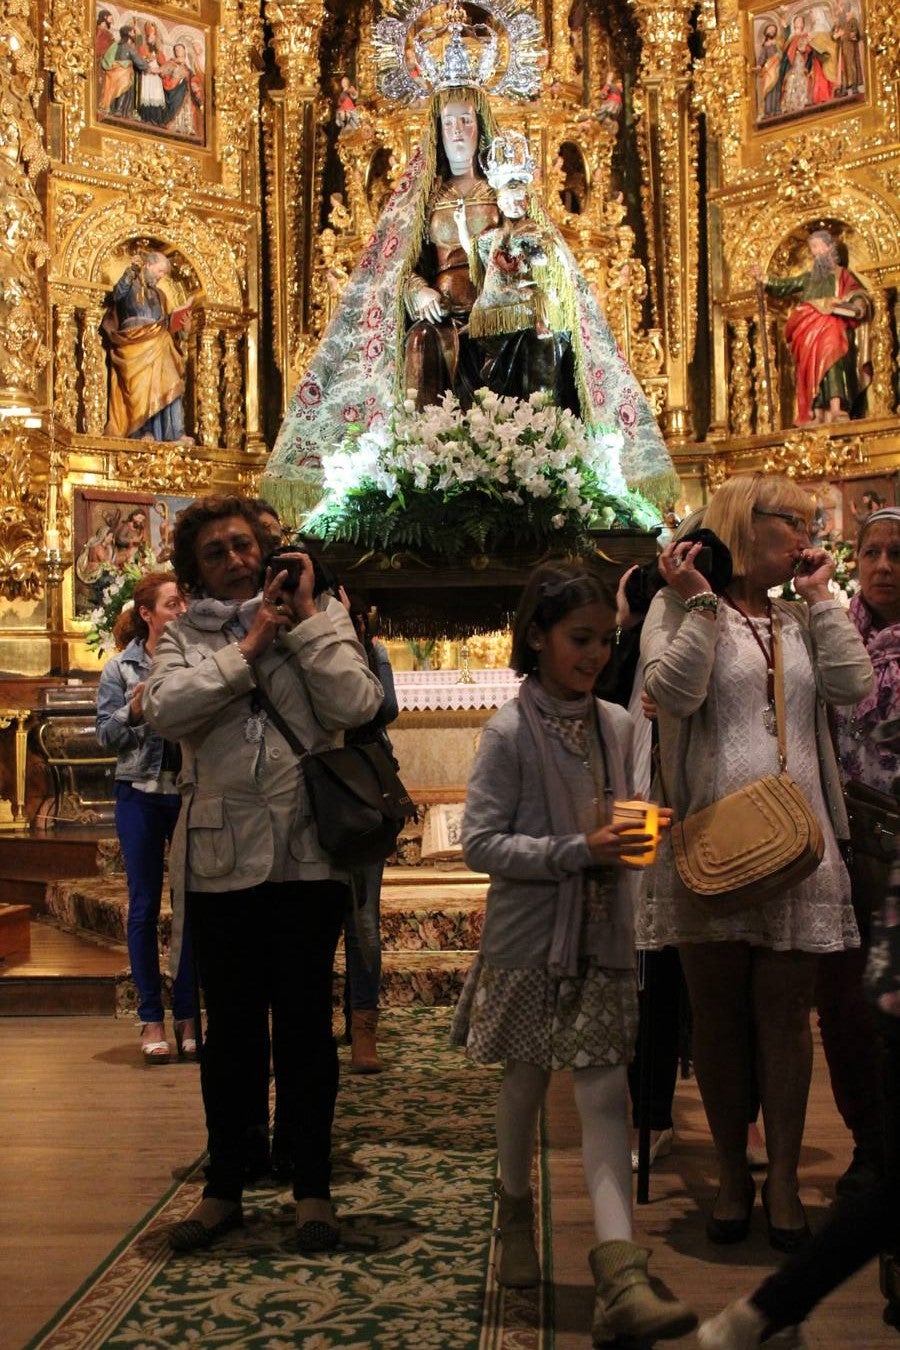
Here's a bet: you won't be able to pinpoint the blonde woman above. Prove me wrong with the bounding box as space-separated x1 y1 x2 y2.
637 474 872 1251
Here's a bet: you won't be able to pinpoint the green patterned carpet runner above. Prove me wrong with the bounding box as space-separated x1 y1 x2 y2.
27 1008 553 1350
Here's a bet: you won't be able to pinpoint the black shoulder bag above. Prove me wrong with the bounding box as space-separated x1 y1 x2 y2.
251 686 417 868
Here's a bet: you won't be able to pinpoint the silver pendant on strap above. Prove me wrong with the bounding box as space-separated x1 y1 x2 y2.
762 702 777 736
244 710 267 744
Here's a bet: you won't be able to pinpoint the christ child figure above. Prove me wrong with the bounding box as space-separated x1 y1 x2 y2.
453 132 564 351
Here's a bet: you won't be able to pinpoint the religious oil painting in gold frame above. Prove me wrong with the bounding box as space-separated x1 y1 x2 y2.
95 4 207 146
751 0 866 130
72 488 191 619
840 474 898 539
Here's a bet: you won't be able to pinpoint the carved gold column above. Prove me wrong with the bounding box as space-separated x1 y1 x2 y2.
585 8 607 106
692 9 743 441
52 304 79 430
264 1 327 403
549 0 578 82
0 3 50 409
82 305 108 436
631 0 697 442
868 288 896 419
197 326 222 448
223 330 246 448
728 316 752 437
355 0 377 99
751 318 775 436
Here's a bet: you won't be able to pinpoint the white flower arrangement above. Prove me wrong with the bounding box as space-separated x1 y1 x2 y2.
85 564 148 658
306 388 657 559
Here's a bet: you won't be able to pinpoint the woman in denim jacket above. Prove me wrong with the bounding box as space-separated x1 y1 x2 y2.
96 569 195 1064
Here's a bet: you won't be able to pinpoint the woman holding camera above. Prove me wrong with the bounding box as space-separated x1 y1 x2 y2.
144 495 383 1253
638 474 872 1251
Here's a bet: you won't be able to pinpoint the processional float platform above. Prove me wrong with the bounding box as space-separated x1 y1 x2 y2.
311 530 660 638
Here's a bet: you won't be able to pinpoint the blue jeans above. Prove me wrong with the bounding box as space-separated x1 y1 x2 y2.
115 782 194 1024
343 864 383 1011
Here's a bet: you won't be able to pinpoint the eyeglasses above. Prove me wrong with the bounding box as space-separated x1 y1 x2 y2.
753 508 810 534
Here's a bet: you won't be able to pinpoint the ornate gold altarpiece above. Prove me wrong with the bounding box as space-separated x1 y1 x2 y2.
0 0 899 686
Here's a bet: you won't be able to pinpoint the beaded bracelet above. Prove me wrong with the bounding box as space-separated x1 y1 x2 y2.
684 591 718 615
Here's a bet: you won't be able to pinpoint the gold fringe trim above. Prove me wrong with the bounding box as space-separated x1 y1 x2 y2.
258 475 323 529
468 301 536 339
631 469 683 511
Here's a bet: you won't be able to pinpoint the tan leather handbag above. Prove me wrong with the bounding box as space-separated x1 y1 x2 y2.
670 611 825 915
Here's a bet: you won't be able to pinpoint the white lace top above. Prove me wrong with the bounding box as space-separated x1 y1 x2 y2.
636 605 858 953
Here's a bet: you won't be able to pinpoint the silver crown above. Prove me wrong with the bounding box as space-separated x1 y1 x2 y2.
373 0 545 106
481 131 536 190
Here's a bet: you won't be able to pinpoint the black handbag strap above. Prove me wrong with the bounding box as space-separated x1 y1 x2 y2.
250 685 309 759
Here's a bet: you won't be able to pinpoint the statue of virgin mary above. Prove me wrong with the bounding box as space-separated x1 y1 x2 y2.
261 0 677 518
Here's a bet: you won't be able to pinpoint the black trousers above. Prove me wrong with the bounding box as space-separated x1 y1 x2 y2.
188 879 348 1204
751 1034 900 1333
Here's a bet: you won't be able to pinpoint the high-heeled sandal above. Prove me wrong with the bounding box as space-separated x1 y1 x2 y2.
174 1019 198 1061
140 1023 170 1065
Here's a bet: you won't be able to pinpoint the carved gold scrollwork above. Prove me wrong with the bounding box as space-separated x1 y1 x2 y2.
136 445 213 496
867 0 900 67
337 130 378 240
768 133 845 213
44 0 88 159
705 455 730 491
0 425 46 600
0 7 50 403
691 16 743 174
763 431 867 480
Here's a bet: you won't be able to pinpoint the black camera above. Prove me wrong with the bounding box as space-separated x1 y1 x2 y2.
623 528 732 617
265 545 334 597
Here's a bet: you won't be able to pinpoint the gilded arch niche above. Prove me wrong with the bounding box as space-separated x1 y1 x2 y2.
55 201 244 310
728 184 900 288
721 189 900 433
48 200 250 446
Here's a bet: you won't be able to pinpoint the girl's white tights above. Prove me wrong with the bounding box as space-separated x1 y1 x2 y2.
573 1064 633 1243
496 1059 633 1244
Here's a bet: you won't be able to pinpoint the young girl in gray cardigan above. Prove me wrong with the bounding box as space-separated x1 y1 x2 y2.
452 561 696 1346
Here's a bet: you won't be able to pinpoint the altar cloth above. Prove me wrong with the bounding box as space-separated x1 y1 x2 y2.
394 668 520 713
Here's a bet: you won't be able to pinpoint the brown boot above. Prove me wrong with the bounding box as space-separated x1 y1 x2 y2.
496 1185 541 1288
350 1010 384 1073
589 1240 697 1344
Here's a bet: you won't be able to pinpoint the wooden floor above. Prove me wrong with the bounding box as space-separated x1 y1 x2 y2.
0 920 125 978
0 1015 895 1350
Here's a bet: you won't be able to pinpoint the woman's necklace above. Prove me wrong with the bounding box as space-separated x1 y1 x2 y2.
723 593 778 736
